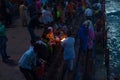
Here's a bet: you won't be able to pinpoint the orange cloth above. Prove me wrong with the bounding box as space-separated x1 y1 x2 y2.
46 33 56 45
46 33 54 42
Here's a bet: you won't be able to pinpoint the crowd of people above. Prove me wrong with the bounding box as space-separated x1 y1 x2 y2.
0 0 106 80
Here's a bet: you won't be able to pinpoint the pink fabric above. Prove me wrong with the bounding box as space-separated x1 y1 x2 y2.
88 28 95 49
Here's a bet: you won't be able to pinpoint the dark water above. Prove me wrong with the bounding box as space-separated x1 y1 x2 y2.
106 0 120 79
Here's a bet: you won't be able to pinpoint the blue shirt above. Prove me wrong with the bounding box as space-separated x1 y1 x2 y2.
62 37 75 60
18 48 36 70
78 25 89 52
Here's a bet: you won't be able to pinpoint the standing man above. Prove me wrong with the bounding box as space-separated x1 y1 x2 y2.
61 31 75 80
0 14 10 63
27 12 43 40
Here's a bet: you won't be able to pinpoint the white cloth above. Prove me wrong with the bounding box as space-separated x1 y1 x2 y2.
84 8 93 17
36 40 47 46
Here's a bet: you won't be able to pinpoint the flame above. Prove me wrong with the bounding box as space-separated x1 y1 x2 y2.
61 38 66 42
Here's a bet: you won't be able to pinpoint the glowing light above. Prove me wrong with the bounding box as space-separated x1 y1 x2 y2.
61 38 66 42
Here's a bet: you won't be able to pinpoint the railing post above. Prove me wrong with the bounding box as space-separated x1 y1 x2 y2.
105 48 110 80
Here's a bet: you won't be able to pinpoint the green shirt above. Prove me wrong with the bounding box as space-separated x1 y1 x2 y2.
57 10 60 18
0 22 6 36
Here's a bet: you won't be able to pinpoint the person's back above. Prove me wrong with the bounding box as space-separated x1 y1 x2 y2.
94 18 104 32
62 37 75 60
62 31 75 60
78 24 88 42
27 13 43 40
62 37 74 50
28 1 37 18
78 24 89 52
18 48 35 70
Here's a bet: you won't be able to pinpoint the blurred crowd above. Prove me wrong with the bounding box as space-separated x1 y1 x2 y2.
0 0 106 80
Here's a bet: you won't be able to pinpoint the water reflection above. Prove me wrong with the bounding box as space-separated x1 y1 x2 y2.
106 0 120 78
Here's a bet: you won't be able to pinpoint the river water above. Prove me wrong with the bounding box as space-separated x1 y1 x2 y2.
106 0 120 79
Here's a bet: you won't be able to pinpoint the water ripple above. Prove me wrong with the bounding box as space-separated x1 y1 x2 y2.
106 0 120 78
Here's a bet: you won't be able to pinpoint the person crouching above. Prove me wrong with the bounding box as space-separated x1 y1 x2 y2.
18 43 42 80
